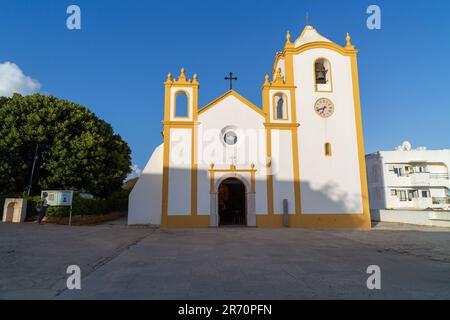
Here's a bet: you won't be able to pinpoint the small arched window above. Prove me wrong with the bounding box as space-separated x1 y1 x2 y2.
324 142 332 156
175 91 189 117
315 58 332 91
274 93 287 120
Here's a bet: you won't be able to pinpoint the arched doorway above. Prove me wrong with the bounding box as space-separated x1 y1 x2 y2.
218 178 246 226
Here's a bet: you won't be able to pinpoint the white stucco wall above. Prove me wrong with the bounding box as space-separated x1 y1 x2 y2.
372 209 450 227
128 144 164 225
294 48 363 214
271 130 295 214
168 128 192 215
197 94 267 215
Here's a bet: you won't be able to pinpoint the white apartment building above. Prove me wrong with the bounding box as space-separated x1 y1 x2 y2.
366 142 450 211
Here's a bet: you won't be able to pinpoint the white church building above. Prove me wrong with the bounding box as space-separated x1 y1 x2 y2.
129 25 371 228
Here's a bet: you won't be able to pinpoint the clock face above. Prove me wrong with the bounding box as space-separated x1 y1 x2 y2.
314 98 334 118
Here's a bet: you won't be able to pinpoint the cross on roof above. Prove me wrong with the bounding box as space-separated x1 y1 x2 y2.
224 72 238 90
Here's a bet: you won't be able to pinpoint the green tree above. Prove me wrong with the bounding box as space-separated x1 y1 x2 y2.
0 94 131 197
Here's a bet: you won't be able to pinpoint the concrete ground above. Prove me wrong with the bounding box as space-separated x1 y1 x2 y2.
1 219 450 299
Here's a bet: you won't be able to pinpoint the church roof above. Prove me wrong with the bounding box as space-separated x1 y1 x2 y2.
293 25 332 47
198 90 265 117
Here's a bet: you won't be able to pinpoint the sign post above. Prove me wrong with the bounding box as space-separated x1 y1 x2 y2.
41 190 74 226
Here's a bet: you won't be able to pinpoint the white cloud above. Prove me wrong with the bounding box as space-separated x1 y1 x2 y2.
126 164 142 181
0 61 41 97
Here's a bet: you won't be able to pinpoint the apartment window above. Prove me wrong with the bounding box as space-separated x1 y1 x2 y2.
390 189 397 196
393 167 404 177
421 190 430 198
415 166 427 173
407 190 417 201
399 190 407 201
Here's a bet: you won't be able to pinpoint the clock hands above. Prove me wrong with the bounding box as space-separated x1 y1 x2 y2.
317 106 327 114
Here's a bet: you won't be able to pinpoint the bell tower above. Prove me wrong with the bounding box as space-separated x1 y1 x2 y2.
161 68 200 227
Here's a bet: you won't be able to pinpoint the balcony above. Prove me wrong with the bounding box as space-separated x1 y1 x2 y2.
410 172 430 186
429 173 449 180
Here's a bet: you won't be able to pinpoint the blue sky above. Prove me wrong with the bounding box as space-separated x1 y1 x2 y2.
0 0 449 169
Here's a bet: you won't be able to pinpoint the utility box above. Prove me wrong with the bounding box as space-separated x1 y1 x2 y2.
2 199 28 223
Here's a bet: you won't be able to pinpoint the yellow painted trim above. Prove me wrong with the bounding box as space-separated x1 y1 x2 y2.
271 53 284 78
265 128 274 215
284 50 301 216
162 121 198 128
291 122 301 216
251 170 255 193
291 41 357 56
160 127 170 227
209 164 256 195
272 41 357 76
191 85 198 216
262 80 274 216
209 168 215 192
209 168 257 173
256 213 370 228
162 215 209 228
264 123 299 129
191 126 197 216
272 92 289 120
350 54 371 229
198 90 266 117
314 57 333 93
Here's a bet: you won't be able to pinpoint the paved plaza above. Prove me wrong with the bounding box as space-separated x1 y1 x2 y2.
1 219 450 299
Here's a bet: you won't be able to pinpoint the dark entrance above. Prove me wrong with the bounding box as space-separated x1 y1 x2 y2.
218 178 246 226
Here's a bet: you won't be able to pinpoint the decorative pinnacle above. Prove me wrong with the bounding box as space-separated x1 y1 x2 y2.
178 67 186 81
286 30 291 43
166 72 172 82
276 68 282 78
264 74 270 86
193 73 198 83
345 32 354 48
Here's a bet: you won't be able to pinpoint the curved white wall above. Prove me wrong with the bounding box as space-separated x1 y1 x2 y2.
128 144 164 224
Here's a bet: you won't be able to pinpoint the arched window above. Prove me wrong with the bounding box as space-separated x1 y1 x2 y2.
324 142 332 156
175 91 189 117
274 93 287 120
315 58 332 91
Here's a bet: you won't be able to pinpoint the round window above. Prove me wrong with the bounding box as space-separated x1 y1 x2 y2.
220 126 238 146
223 131 238 145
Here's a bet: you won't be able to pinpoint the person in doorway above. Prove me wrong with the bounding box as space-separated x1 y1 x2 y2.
37 192 49 224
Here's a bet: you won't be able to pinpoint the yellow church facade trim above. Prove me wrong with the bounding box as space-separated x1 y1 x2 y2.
154 27 371 229
198 90 265 117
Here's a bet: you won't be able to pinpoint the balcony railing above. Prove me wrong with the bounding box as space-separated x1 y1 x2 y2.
429 173 449 180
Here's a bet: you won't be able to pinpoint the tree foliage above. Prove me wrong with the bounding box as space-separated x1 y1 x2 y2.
0 94 131 197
